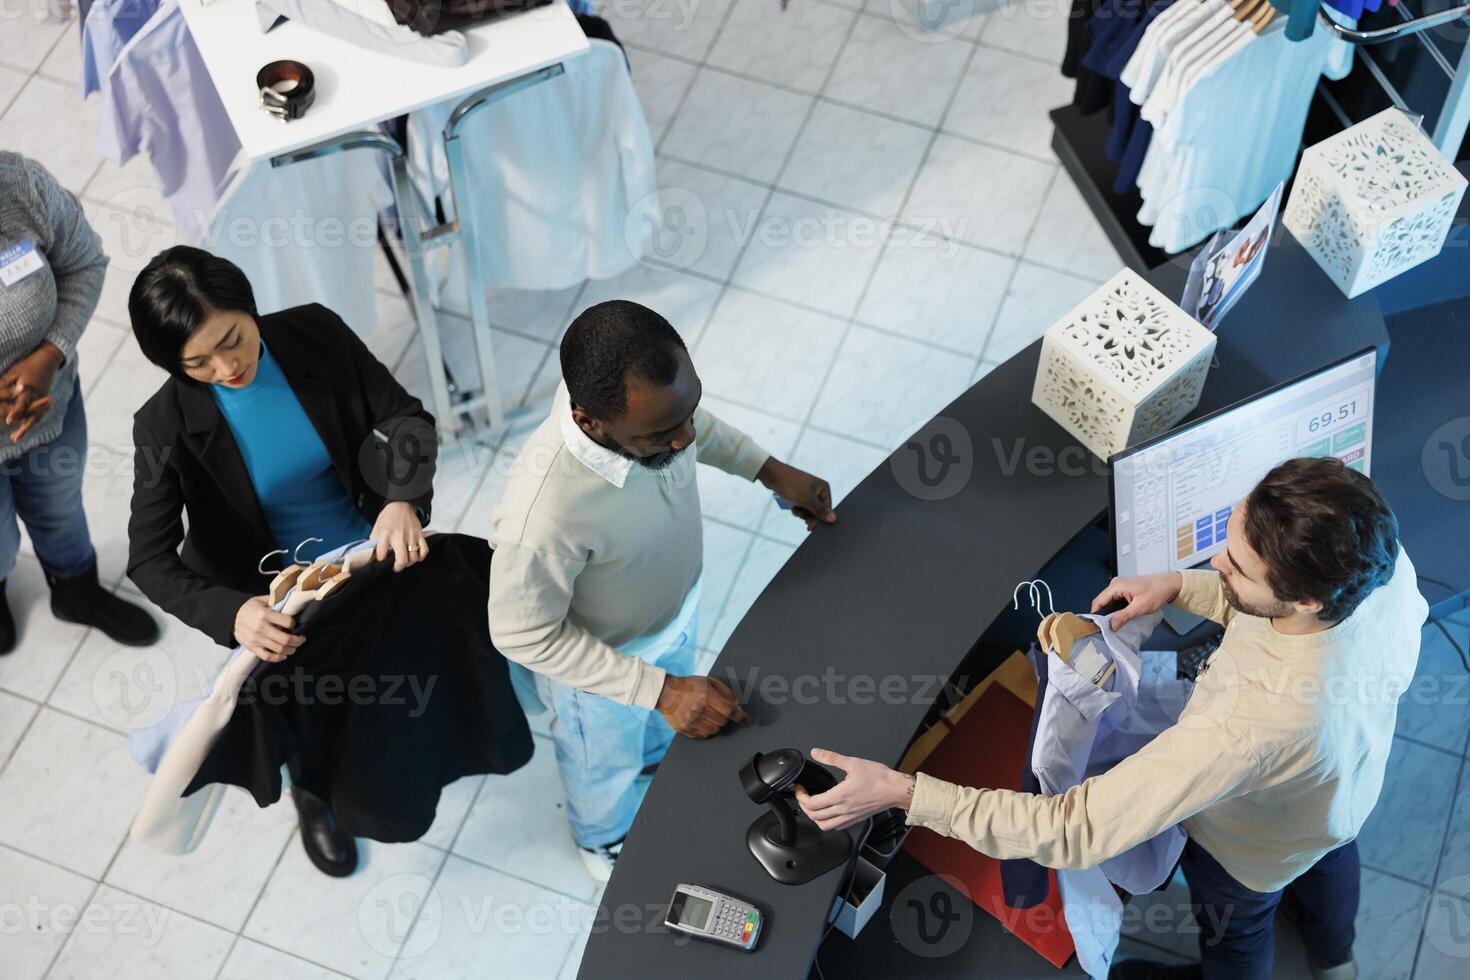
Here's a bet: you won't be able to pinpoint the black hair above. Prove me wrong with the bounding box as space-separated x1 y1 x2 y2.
559 300 688 421
128 246 258 374
1243 456 1399 624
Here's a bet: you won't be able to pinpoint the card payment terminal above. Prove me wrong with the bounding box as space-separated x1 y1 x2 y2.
664 883 762 951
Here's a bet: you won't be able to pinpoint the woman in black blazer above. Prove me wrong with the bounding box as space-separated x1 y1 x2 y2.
126 246 436 877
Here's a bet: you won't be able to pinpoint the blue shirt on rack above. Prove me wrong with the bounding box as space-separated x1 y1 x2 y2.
211 342 372 562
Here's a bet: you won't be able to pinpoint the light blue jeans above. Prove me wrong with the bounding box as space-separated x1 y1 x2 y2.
537 609 700 849
0 380 96 582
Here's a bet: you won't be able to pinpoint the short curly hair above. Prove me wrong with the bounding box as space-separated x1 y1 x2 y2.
1243 457 1399 624
560 300 688 421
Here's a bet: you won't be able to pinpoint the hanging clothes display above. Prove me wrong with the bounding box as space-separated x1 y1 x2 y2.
79 0 160 97
1129 8 1354 251
128 534 534 854
998 608 1193 980
97 2 244 244
202 151 393 337
1057 0 1359 253
406 33 657 292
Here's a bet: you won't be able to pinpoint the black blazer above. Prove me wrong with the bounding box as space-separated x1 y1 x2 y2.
128 304 437 647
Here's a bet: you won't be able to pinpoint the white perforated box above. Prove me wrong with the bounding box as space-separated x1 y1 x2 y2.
1030 269 1216 460
1284 108 1467 299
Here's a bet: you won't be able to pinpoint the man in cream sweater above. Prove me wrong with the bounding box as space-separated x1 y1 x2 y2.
489 300 836 881
795 458 1426 980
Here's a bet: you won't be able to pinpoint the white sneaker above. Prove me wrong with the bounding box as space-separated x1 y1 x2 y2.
579 839 624 884
1310 957 1357 980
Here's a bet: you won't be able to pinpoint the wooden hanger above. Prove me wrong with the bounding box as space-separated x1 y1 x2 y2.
1051 612 1102 664
297 557 346 591
1234 0 1265 21
268 564 305 604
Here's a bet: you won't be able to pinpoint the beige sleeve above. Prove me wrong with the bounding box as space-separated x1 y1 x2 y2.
693 405 770 480
488 539 666 709
905 718 1256 869
1172 568 1237 626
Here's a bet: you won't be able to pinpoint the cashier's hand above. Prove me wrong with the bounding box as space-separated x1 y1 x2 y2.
794 748 915 832
372 501 429 571
757 458 836 531
1091 572 1184 629
657 674 750 738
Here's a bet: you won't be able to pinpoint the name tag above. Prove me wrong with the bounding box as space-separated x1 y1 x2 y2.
0 239 46 288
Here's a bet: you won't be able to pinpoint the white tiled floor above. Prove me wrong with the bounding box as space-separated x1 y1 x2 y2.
2 1 1468 978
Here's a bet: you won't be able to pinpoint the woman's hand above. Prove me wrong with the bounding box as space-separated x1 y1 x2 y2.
235 596 303 662
0 341 63 442
371 500 429 571
793 747 915 832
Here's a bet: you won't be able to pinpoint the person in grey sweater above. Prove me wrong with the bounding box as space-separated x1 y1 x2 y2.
0 152 157 652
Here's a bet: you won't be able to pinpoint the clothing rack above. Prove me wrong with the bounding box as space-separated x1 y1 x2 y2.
1051 0 1470 272
1317 0 1470 159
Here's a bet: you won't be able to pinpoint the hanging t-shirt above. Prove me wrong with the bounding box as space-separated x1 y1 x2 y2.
210 341 372 560
202 151 392 336
1135 16 1353 252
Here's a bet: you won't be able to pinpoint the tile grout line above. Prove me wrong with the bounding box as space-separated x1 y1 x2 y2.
1409 730 1470 975
211 817 300 980
691 0 863 635
975 165 1061 367
786 4 983 449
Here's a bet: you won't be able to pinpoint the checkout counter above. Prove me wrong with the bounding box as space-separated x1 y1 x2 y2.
576 226 1434 978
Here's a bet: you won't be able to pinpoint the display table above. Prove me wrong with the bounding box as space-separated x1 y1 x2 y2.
179 0 590 440
577 227 1392 978
179 0 588 162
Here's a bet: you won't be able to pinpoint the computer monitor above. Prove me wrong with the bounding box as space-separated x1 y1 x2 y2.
1111 347 1378 579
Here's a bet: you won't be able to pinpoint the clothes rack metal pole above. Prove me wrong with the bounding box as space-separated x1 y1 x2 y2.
270 130 460 447
267 63 569 445
1317 1 1470 159
437 63 569 434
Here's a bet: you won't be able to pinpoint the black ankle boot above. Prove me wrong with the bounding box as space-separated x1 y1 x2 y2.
0 580 15 655
292 786 358 878
47 560 159 647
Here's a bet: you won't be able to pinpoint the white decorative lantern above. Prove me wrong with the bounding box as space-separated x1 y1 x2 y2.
1284 107 1467 299
1031 269 1217 460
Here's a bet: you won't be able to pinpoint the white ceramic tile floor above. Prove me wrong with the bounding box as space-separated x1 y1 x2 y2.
2 3 1462 978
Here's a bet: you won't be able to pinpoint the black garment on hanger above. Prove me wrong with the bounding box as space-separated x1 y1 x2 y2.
1000 646 1052 909
1063 0 1113 116
185 534 534 843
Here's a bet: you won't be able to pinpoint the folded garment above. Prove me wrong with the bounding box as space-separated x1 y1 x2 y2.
255 0 470 65
384 0 552 36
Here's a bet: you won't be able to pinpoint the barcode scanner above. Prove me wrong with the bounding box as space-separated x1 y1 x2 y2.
739 749 857 885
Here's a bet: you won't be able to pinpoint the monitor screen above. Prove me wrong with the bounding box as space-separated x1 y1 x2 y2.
1111 347 1378 577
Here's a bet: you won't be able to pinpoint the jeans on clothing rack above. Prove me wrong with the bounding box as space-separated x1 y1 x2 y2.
0 380 95 582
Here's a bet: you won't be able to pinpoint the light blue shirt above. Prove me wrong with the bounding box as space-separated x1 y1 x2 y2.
211 342 371 562
80 0 160 97
97 3 243 243
1030 609 1190 980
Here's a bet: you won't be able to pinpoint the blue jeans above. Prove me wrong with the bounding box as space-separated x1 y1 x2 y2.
536 612 699 849
1182 837 1359 979
0 380 95 582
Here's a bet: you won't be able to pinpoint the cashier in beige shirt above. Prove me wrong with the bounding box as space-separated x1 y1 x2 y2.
797 457 1427 980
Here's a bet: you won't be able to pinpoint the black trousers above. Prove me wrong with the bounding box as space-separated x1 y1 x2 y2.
1182 837 1359 979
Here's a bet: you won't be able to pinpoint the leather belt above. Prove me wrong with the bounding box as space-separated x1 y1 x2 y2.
257 60 316 121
